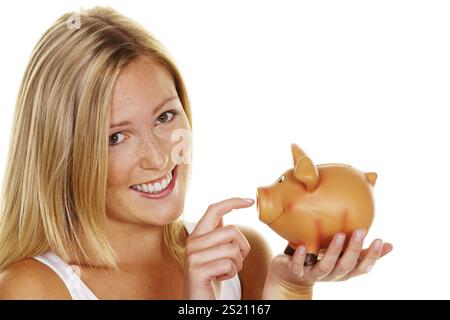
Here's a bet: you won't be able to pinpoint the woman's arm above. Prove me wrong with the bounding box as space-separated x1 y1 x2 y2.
237 225 272 299
238 227 393 300
183 198 254 299
0 259 71 300
238 225 313 300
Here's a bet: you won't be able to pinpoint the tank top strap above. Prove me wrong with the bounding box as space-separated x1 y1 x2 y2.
32 252 98 300
32 220 241 300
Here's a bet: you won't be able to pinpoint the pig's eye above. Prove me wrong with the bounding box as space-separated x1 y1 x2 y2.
277 175 285 183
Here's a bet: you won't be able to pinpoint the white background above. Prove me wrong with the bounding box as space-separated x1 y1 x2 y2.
1 0 449 299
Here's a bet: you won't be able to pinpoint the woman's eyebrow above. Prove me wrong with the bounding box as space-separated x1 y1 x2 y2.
110 95 179 128
152 95 179 115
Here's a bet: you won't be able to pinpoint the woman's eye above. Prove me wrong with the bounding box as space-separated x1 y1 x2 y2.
156 110 178 124
277 175 285 183
109 132 126 146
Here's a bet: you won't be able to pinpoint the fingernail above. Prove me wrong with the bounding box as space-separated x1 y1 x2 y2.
366 265 374 273
335 234 345 246
354 229 364 241
296 246 306 256
241 198 254 204
374 239 383 252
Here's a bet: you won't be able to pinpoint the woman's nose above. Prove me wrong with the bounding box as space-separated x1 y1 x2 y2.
138 138 168 170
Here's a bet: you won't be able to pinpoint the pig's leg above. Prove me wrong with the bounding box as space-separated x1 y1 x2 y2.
283 217 322 266
304 245 320 266
283 242 298 256
283 243 319 266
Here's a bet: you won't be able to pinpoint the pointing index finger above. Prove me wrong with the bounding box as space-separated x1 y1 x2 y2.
190 197 254 238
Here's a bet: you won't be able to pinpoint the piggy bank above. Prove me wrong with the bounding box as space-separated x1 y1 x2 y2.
256 143 377 266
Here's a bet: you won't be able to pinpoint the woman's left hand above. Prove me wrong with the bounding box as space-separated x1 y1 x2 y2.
263 229 393 298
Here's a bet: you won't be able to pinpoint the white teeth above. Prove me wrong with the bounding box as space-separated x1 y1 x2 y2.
132 168 174 194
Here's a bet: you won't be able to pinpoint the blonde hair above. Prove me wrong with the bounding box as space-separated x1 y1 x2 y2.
0 6 192 271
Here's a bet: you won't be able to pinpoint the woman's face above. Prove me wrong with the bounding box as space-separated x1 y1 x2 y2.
106 55 191 226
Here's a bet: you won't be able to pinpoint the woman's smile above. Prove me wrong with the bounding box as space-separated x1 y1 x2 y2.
129 165 178 200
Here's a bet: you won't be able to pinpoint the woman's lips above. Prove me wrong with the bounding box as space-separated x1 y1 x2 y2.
131 166 176 187
129 165 177 200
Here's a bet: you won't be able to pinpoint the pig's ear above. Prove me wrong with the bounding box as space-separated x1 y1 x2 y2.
293 156 319 192
365 172 377 186
291 143 307 165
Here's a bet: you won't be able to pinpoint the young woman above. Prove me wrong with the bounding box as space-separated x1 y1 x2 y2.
0 7 393 300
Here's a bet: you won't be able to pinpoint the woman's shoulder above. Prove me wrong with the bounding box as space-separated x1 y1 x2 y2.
235 224 273 300
0 258 71 300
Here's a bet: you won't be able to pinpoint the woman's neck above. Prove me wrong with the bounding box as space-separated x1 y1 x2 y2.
105 217 174 269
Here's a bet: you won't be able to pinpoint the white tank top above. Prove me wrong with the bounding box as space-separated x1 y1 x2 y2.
32 221 242 300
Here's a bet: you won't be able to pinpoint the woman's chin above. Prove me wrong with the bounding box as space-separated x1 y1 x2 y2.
138 203 184 226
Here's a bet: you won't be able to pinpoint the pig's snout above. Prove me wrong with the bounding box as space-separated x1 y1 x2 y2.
257 187 282 225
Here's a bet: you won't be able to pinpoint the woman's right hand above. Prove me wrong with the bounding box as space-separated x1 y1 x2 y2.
183 197 254 299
